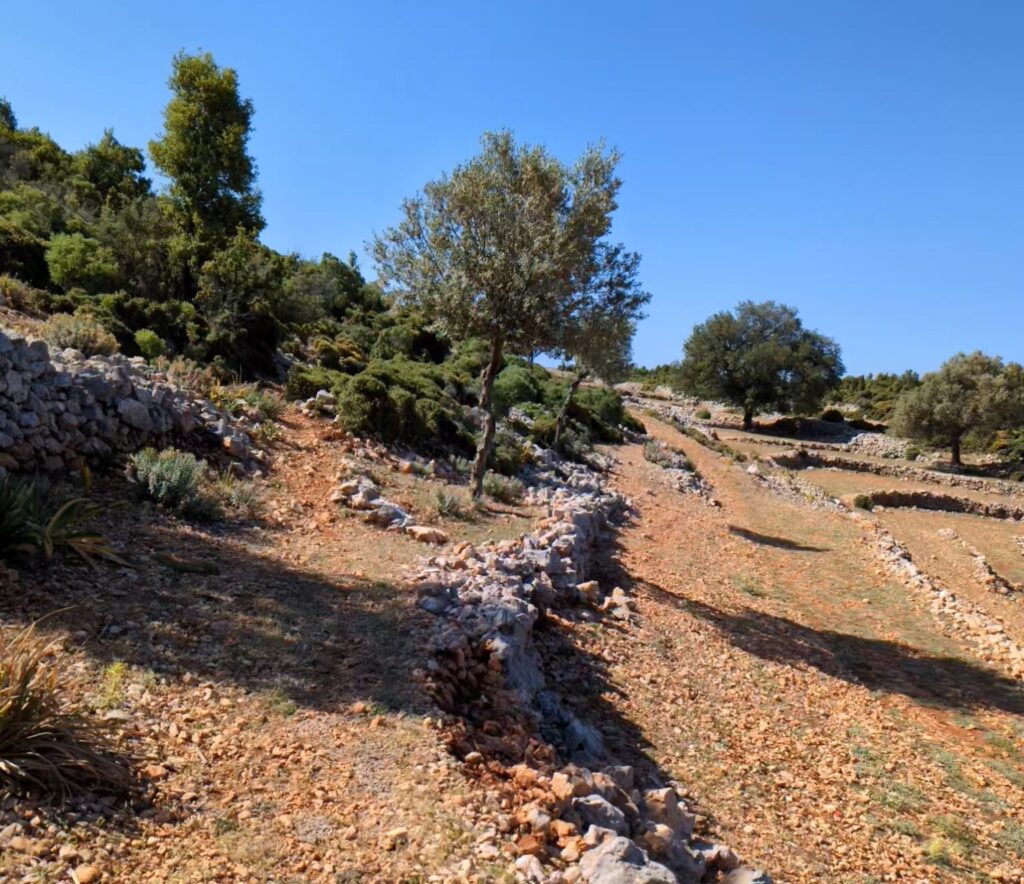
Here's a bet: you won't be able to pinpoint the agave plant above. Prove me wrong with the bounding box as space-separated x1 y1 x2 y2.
0 476 125 567
0 624 133 799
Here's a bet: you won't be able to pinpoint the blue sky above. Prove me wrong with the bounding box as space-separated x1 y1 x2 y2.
2 1 1021 374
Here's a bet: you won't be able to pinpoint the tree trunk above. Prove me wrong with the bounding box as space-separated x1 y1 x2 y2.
950 434 962 467
470 333 505 499
554 372 586 451
743 408 754 431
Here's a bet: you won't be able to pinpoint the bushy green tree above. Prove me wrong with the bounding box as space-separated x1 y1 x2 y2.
149 51 263 270
679 300 844 429
45 232 119 293
373 130 624 496
196 229 282 375
891 352 1024 466
73 130 150 211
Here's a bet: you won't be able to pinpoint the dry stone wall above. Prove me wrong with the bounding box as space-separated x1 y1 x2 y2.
412 457 770 883
0 328 252 475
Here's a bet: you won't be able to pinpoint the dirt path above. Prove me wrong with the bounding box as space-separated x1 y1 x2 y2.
576 413 1024 882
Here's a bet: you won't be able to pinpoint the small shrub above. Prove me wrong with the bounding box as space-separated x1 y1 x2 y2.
39 313 118 356
904 444 922 461
213 474 263 519
152 355 221 399
133 329 166 360
127 447 209 515
643 439 673 467
489 429 527 476
696 409 712 420
482 473 524 504
210 383 283 422
434 491 468 520
0 624 132 798
820 408 845 423
285 364 344 401
853 494 875 511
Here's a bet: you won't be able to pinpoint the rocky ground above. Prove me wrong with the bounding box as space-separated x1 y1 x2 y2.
1 403 1023 882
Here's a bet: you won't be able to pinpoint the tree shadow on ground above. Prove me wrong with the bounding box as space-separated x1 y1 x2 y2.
727 525 830 553
639 578 1024 716
0 496 430 718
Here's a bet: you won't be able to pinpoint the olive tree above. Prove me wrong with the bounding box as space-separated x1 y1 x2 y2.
891 352 1024 466
372 130 623 497
552 244 649 449
679 300 844 430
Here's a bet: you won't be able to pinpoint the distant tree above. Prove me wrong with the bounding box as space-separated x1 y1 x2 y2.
45 232 120 293
373 130 623 497
0 98 16 132
679 300 844 429
74 130 151 211
149 51 263 269
891 352 1024 466
552 244 650 448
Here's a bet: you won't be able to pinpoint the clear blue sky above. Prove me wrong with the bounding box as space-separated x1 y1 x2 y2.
3 1 1022 375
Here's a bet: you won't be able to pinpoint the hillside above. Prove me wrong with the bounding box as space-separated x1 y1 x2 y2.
2 361 1023 881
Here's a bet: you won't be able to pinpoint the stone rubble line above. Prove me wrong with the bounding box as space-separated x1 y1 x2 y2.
622 395 908 459
742 461 1024 682
769 449 1024 503
405 454 771 883
643 439 718 506
630 395 1024 681
936 529 1022 598
0 329 256 475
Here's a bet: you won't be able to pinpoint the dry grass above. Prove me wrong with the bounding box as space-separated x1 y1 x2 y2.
0 624 132 800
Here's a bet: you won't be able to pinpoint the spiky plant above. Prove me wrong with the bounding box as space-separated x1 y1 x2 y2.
0 624 133 799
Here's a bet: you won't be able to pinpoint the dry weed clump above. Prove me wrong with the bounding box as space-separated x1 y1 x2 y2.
0 624 133 799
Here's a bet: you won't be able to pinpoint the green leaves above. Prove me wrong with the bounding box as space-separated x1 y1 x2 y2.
680 300 844 426
0 477 124 568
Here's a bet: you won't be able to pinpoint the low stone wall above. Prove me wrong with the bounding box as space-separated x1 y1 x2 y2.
413 457 769 883
770 449 1024 500
0 328 252 475
864 489 1024 521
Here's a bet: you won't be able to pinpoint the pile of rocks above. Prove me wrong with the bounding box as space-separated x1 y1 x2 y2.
412 457 769 882
643 440 717 505
0 329 254 475
845 432 906 459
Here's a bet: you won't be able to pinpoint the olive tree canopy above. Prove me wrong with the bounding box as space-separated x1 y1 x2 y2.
679 300 844 429
892 351 1024 466
372 130 625 496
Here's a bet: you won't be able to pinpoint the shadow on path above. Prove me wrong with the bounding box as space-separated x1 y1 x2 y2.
642 579 1024 716
727 525 830 553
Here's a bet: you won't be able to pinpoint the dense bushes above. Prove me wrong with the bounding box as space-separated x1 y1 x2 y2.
127 447 210 514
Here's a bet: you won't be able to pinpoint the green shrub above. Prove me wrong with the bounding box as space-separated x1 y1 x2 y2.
489 429 527 476
285 364 344 401
852 494 875 511
434 491 469 520
133 329 166 360
39 313 119 356
45 232 119 294
127 447 212 516
492 364 541 416
696 409 712 420
0 624 132 799
482 473 525 504
904 444 922 461
820 408 845 423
